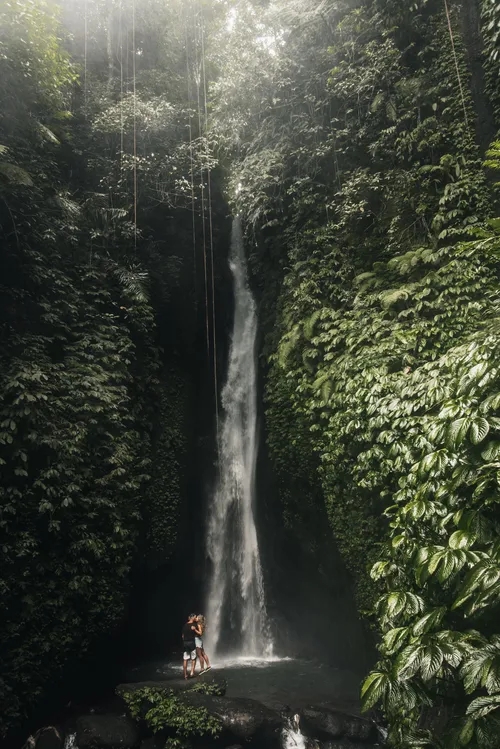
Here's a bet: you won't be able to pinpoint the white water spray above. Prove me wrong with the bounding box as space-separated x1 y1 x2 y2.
63 734 77 749
205 216 273 658
282 715 308 749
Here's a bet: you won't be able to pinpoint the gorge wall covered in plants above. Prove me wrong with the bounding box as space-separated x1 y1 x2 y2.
2 1 500 748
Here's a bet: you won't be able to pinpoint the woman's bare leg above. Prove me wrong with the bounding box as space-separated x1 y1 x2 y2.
196 647 206 670
201 648 210 668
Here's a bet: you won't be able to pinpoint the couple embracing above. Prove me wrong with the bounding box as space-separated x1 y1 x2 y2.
182 613 211 679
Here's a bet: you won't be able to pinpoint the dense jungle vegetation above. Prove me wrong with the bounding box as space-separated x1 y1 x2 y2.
2 0 500 747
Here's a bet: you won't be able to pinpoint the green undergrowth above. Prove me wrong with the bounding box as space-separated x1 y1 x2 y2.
211 0 500 745
120 684 223 749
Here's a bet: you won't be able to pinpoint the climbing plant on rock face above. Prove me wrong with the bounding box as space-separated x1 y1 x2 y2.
0 2 152 731
359 260 500 745
481 0 500 120
0 0 198 735
353 149 500 749
218 0 495 611
209 1 500 745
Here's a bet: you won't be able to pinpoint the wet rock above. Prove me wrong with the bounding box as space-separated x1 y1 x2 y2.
181 694 281 745
76 715 140 748
299 708 344 739
139 739 163 749
23 727 64 749
299 707 377 744
38 727 65 749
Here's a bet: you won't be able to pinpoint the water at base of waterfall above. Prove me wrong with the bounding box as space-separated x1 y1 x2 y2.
148 657 361 713
205 216 273 659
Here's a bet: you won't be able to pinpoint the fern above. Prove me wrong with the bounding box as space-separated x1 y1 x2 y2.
303 309 322 340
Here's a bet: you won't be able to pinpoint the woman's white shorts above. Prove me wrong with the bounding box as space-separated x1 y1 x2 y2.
195 637 203 648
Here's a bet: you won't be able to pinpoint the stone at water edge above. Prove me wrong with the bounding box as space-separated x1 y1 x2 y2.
299 707 377 744
343 713 378 743
180 693 282 745
22 726 65 749
298 708 343 740
139 739 164 749
76 715 140 748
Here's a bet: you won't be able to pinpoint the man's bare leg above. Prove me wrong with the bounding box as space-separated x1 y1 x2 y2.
190 656 196 677
183 658 188 679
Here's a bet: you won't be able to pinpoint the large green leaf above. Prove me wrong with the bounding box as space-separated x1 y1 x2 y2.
466 694 500 720
470 417 490 445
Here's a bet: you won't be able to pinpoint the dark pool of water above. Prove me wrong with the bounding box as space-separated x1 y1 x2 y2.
124 656 363 714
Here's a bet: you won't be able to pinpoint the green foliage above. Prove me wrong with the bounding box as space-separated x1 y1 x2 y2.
144 365 187 569
3 0 500 745
222 0 494 614
0 0 196 735
210 0 500 746
186 679 227 696
481 0 500 120
484 140 500 184
356 288 500 745
121 686 221 749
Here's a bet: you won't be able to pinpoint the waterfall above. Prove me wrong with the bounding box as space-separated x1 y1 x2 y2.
205 216 273 658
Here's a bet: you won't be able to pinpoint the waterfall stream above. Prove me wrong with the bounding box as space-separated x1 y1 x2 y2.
282 715 308 749
205 216 273 658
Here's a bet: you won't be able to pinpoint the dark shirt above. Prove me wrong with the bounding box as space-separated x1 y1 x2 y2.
182 622 195 643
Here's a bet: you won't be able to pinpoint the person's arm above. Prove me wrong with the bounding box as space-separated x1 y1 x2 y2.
193 624 201 636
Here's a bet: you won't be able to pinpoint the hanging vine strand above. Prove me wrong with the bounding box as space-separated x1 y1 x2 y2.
200 5 220 438
192 0 211 362
83 0 88 113
184 0 197 299
119 0 124 169
132 0 137 247
443 0 469 128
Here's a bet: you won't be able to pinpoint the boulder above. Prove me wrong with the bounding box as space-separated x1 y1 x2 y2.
76 715 140 748
299 707 377 744
23 727 65 749
181 694 282 746
299 708 344 739
343 714 376 743
139 739 163 749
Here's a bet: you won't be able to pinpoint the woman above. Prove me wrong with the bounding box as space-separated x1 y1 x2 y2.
194 615 211 673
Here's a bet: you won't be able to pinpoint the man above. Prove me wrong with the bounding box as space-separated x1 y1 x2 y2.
182 613 197 679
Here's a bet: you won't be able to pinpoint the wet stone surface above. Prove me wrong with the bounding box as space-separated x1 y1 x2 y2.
76 715 140 749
